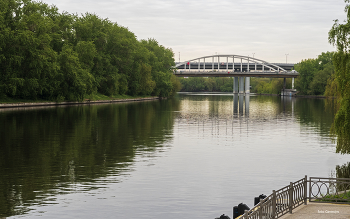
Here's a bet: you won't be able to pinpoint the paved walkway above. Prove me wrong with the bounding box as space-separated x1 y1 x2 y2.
280 202 350 219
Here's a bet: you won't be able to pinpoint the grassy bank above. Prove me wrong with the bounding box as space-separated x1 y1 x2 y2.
316 190 350 203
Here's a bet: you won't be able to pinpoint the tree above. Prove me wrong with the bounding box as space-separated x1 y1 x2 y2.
328 0 350 153
141 39 176 97
0 0 61 99
294 52 335 95
0 0 179 101
57 44 95 101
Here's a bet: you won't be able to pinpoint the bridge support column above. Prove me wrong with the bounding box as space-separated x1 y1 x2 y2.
239 77 244 94
282 78 286 95
292 78 294 89
233 77 239 94
245 77 250 94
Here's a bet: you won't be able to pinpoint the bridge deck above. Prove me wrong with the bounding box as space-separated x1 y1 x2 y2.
175 62 295 71
174 71 298 78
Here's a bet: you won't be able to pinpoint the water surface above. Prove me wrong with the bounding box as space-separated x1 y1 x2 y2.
0 94 349 219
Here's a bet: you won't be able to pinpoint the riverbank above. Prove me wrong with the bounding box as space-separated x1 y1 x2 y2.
257 93 336 98
0 96 160 109
178 91 335 99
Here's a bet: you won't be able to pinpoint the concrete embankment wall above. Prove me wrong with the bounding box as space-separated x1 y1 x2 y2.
0 97 160 109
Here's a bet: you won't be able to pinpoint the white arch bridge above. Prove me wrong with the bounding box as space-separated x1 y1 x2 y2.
174 54 298 94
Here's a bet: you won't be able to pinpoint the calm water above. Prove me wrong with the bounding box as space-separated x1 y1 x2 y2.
1 94 350 219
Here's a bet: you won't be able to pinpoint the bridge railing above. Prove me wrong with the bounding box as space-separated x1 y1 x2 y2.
175 69 295 73
175 55 289 73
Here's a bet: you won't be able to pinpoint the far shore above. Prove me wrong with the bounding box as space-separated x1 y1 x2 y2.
178 91 335 99
0 92 335 109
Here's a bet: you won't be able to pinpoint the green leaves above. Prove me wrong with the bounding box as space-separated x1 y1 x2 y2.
327 1 350 154
294 52 335 95
0 0 178 101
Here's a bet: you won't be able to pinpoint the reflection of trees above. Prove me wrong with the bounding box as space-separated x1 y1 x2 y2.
0 99 179 217
294 98 336 136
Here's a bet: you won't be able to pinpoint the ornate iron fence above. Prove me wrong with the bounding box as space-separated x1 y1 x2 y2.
239 176 307 219
236 176 350 219
309 177 350 203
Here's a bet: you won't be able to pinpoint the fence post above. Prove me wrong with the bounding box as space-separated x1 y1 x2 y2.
272 190 276 219
289 182 293 214
304 175 307 205
259 199 263 219
309 177 311 202
244 210 249 219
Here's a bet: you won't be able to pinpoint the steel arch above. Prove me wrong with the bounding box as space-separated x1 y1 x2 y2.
175 54 287 72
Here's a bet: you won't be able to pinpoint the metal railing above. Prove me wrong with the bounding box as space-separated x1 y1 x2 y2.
309 177 350 203
237 176 350 219
239 176 307 219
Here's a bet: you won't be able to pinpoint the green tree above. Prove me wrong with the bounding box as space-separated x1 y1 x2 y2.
294 59 318 94
57 44 95 101
0 0 179 101
141 39 176 97
328 0 350 153
204 78 216 91
0 0 60 99
295 52 335 95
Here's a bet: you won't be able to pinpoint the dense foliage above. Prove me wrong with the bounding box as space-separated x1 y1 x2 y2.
178 77 292 94
0 0 179 101
294 52 335 95
327 0 350 154
179 77 233 92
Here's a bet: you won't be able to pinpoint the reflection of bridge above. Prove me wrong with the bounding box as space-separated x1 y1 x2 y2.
174 55 298 94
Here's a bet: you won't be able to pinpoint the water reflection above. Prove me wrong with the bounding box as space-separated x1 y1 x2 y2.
179 94 300 120
0 99 180 217
233 94 238 115
232 94 249 116
176 93 336 149
0 94 348 219
239 94 244 116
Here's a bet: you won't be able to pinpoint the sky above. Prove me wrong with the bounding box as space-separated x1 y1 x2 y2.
42 0 347 64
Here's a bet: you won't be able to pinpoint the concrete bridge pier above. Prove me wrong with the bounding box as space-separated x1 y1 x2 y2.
233 77 239 94
245 77 250 94
282 78 286 95
239 77 244 94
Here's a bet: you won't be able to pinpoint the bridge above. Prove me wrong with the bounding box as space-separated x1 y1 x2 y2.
174 54 298 94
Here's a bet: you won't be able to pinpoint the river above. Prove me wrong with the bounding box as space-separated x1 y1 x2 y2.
0 93 349 219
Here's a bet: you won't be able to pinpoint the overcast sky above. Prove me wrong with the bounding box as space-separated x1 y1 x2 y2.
43 0 347 63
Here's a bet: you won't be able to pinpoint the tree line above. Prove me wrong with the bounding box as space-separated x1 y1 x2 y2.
0 0 180 101
178 76 293 94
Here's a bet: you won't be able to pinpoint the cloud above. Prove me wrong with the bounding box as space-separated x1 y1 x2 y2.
43 0 347 63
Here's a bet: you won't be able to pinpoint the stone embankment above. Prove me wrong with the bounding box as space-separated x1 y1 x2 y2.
0 97 160 109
